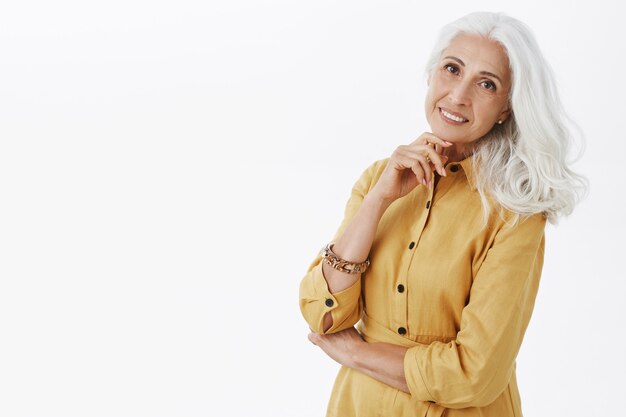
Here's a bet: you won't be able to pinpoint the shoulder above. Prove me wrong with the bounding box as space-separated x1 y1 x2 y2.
363 157 390 174
371 157 390 175
352 157 390 190
497 209 547 236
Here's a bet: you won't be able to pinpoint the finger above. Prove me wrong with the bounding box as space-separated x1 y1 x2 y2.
426 147 447 177
416 156 433 187
395 149 428 186
412 158 429 187
423 133 454 148
410 152 432 187
431 147 449 161
410 133 454 148
406 146 446 177
435 154 449 172
424 147 446 176
405 154 427 187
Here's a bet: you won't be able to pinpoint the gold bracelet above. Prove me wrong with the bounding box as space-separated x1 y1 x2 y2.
320 242 370 274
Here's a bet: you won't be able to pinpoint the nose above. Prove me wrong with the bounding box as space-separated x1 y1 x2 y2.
448 79 472 106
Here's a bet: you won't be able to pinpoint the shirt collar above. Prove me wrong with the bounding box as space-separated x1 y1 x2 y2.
449 156 477 191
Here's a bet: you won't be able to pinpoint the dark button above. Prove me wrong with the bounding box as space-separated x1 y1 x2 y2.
398 327 407 335
450 164 459 172
408 241 415 249
397 284 405 293
325 298 334 307
425 200 431 209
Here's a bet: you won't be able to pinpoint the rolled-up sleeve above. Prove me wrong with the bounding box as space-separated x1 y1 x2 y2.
299 258 364 334
299 159 384 334
403 212 547 408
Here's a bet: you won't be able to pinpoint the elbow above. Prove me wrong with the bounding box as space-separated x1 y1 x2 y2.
405 343 515 409
299 299 326 334
437 364 513 409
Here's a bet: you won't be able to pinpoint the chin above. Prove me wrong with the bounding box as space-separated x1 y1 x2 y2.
429 125 462 143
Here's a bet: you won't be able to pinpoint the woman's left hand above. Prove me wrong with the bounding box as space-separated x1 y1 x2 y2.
308 327 365 368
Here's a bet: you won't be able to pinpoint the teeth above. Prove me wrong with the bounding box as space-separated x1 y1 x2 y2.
441 109 467 123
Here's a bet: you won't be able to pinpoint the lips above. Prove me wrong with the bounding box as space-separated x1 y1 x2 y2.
439 107 469 124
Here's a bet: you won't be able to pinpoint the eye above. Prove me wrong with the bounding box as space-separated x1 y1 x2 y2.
444 63 459 74
480 80 497 91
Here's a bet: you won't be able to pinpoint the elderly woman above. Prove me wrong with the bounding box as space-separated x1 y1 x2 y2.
298 11 587 417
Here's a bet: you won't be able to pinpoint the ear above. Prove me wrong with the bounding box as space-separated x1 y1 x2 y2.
498 103 512 123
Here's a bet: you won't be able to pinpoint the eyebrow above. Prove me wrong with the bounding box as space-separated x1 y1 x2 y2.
443 55 503 85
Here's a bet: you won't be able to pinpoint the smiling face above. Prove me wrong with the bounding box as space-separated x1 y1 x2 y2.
425 33 512 154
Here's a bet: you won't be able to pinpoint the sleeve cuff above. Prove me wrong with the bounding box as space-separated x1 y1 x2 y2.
299 259 362 334
403 343 436 403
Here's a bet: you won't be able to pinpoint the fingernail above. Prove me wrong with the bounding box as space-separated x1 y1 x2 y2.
444 140 453 145
441 167 447 177
422 178 427 186
429 180 433 189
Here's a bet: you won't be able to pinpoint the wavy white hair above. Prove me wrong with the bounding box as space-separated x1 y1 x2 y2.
425 12 588 225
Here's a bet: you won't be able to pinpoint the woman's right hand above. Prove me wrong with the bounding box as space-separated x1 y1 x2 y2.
369 132 453 204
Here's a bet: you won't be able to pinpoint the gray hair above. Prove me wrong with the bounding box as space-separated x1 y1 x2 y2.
425 12 588 225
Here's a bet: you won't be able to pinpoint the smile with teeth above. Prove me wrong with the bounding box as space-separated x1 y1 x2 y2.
440 107 468 123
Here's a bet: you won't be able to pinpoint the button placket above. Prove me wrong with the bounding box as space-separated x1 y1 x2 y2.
398 184 434 342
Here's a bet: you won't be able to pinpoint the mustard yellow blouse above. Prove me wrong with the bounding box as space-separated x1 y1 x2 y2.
299 156 547 417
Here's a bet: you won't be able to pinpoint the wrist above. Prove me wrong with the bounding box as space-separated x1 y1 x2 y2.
349 339 369 370
363 193 393 216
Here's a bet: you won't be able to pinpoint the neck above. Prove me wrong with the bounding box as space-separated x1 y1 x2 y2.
443 142 476 163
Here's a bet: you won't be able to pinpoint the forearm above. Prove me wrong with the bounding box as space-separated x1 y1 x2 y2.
321 194 391 332
351 341 410 393
322 193 391 294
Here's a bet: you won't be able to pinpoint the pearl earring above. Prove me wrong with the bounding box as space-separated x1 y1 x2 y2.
497 120 503 125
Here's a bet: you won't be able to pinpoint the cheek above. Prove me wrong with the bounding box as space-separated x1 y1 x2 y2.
427 77 452 105
424 93 434 113
424 89 435 114
425 87 442 116
425 84 442 108
474 99 502 121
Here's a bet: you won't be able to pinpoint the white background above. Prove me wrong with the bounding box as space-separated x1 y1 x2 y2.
0 1 624 416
